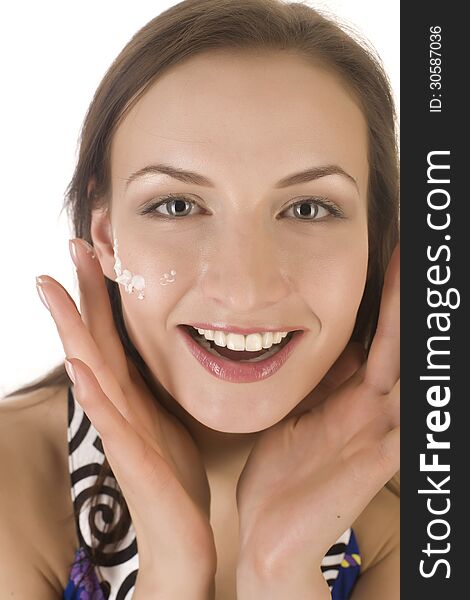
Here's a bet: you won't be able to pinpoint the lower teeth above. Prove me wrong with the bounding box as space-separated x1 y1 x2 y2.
196 334 287 362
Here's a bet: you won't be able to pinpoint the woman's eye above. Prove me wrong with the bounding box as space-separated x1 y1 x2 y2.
282 197 345 221
139 195 203 218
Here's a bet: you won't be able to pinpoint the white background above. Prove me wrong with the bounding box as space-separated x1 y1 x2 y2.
0 0 399 397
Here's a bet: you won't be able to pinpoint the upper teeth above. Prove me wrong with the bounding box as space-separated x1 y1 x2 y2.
193 327 289 351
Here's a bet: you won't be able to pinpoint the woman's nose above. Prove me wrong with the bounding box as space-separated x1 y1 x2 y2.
200 224 291 314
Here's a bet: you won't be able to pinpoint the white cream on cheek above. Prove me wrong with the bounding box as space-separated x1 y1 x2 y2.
159 269 176 285
113 236 146 300
112 235 178 298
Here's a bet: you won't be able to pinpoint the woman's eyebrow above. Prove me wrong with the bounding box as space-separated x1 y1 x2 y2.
124 162 358 191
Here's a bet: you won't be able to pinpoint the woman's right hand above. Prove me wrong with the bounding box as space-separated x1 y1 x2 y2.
35 238 216 593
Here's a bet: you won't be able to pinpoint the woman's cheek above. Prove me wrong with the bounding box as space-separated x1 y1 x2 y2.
112 233 199 318
296 243 368 336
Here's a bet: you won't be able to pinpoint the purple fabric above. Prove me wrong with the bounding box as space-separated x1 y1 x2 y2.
63 547 105 600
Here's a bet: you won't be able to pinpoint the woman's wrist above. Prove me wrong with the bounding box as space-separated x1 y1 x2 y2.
236 557 331 600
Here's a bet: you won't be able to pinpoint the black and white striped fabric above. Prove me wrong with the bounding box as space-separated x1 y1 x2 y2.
66 384 353 598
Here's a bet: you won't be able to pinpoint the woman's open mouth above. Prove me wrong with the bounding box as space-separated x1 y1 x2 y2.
176 324 305 383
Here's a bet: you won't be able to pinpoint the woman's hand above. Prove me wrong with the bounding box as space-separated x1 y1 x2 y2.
35 238 216 595
235 243 400 591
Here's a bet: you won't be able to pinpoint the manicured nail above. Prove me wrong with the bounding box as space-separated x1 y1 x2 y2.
64 358 76 383
35 277 51 311
69 239 80 270
69 238 96 270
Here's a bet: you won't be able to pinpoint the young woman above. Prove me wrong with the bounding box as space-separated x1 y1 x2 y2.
0 0 400 598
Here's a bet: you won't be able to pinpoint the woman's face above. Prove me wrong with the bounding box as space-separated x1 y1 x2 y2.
91 50 369 433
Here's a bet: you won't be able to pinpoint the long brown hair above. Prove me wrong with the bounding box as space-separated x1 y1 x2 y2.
4 0 400 587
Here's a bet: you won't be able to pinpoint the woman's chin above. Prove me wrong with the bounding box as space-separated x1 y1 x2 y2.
190 414 272 434
178 392 296 433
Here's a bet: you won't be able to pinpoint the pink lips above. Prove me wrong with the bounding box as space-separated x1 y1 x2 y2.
177 325 305 383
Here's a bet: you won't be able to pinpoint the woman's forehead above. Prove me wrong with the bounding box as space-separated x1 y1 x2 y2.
111 51 369 198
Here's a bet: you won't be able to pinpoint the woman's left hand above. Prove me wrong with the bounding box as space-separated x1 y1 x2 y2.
235 243 400 585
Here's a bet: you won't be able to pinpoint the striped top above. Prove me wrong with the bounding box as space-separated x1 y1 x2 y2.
63 384 361 599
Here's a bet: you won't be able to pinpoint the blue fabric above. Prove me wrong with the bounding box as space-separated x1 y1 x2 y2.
331 528 361 599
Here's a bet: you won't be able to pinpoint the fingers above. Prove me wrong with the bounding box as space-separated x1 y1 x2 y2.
364 242 400 395
66 357 169 494
362 425 400 494
384 378 400 429
36 274 132 420
377 425 400 478
69 238 134 385
345 424 400 502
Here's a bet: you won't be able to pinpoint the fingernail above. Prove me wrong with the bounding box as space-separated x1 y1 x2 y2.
64 358 76 383
69 239 80 270
69 238 96 269
35 277 51 311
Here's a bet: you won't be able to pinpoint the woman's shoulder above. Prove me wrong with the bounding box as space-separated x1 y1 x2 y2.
0 384 70 481
1 382 67 436
351 481 399 575
0 383 79 594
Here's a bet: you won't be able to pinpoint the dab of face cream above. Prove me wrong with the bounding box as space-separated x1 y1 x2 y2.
160 270 176 285
113 237 145 300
